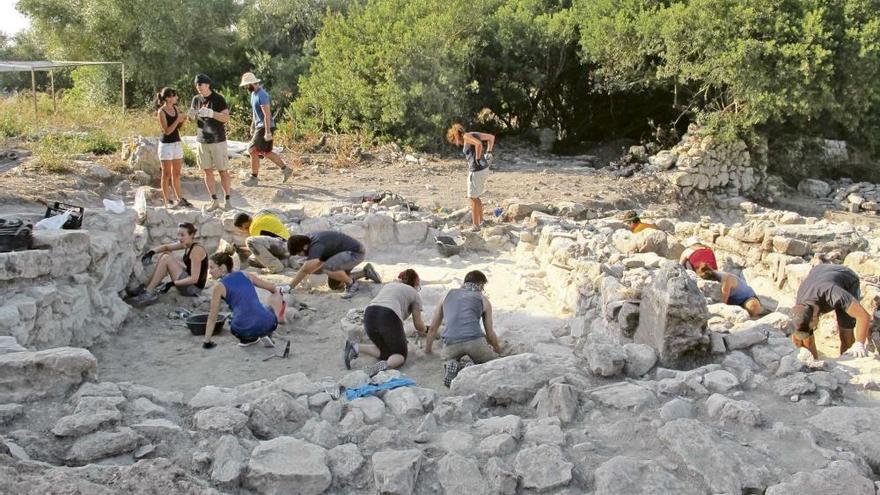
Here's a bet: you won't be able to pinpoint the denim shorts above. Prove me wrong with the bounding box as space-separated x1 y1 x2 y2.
322 250 365 272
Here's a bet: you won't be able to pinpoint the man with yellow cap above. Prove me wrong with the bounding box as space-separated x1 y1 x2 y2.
239 72 293 187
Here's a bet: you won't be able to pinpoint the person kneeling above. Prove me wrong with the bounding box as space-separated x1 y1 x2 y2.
425 270 501 387
697 265 763 317
202 253 286 349
129 222 207 307
343 269 427 376
286 231 382 299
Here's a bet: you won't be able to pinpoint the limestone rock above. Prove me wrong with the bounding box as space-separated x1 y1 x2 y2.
211 435 248 485
52 407 121 437
383 387 423 417
193 406 248 433
660 398 694 421
585 343 627 377
702 370 740 393
349 396 386 424
246 437 331 495
590 382 657 411
328 443 364 480
706 394 763 426
765 460 873 495
513 444 573 491
474 415 523 439
774 372 816 397
451 353 579 405
0 404 23 425
807 407 880 470
485 457 518 495
440 430 474 454
531 382 578 423
0 347 97 403
188 386 242 409
634 263 709 367
594 456 702 495
67 427 140 464
0 336 25 355
479 433 517 457
623 343 657 377
438 453 488 492
797 178 831 198
372 449 422 495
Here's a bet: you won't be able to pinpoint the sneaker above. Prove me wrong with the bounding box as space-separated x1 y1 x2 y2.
206 199 222 212
126 283 146 298
363 360 388 377
177 198 194 208
238 337 259 347
443 360 460 387
167 201 181 210
221 199 231 210
281 167 294 184
129 290 159 308
341 281 360 299
363 263 382 284
343 340 358 370
261 335 276 348
241 175 259 187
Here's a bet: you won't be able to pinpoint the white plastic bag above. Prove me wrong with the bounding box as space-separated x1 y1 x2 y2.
35 211 71 230
134 186 148 222
103 199 126 214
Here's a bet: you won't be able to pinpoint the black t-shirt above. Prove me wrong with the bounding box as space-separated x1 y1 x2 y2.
190 92 228 144
796 264 860 314
307 231 364 262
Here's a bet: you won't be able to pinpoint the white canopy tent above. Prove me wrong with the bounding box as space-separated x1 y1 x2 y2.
0 60 125 116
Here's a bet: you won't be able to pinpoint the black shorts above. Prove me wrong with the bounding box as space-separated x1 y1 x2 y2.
364 305 407 361
835 283 862 330
248 127 275 154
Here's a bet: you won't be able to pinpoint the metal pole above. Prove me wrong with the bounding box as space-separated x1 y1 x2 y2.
121 63 126 113
50 70 56 114
31 68 37 118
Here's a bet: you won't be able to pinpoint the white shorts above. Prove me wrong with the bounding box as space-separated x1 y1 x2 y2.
467 168 490 198
158 141 184 161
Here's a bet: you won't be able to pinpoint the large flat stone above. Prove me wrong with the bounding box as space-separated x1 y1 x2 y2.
245 437 331 495
0 347 96 403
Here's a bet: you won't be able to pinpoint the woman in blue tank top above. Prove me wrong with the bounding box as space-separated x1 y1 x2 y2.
202 253 286 348
698 266 763 317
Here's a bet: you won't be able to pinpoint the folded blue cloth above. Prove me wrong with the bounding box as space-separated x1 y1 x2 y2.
345 377 416 400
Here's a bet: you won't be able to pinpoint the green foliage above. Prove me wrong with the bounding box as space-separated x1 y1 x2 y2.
183 142 196 167
294 0 479 147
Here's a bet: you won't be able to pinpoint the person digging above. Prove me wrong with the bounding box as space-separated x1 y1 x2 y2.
286 231 382 299
697 265 763 317
233 211 290 274
622 211 658 234
343 269 428 376
680 237 718 272
424 270 502 387
790 263 873 360
201 253 286 349
129 222 208 307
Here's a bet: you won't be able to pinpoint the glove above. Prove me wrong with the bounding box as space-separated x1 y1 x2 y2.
140 250 155 265
276 285 292 295
197 107 215 119
157 281 174 294
846 341 868 358
202 341 217 349
187 108 198 119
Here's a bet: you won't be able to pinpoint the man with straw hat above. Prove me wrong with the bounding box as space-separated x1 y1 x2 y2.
622 210 658 234
239 72 293 187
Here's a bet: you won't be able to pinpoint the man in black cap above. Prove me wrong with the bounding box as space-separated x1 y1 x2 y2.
190 74 232 211
790 263 872 359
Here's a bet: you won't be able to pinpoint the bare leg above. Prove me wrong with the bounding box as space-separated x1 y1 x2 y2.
325 270 354 285
358 344 405 369
203 169 216 196
792 334 819 359
249 149 261 176
839 327 856 355
160 161 173 205
475 197 484 225
470 198 479 226
743 298 763 318
219 170 232 197
171 159 184 200
268 290 284 318
265 151 287 169
145 254 184 291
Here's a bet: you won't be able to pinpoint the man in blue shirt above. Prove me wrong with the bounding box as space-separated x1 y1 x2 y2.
239 72 293 187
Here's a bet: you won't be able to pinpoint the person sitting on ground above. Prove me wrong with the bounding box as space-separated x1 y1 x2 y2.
622 211 658 234
202 253 285 349
233 211 289 274
424 270 502 387
286 231 382 299
343 269 428 376
697 265 763 317
790 263 872 359
129 222 207 307
445 123 495 232
680 237 718 272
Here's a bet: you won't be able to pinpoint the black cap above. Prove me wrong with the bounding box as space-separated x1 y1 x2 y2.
194 74 212 85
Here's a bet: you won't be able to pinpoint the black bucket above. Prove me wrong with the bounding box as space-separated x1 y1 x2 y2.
185 313 228 336
435 235 462 257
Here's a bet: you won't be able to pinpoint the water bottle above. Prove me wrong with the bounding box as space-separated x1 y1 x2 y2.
494 207 503 218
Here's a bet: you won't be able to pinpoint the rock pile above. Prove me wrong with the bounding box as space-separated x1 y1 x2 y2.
799 177 880 214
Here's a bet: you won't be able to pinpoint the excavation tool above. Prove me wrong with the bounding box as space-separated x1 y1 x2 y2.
262 340 291 361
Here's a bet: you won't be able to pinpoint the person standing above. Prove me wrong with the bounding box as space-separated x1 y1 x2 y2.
790 263 872 359
190 74 232 211
446 123 495 232
239 72 293 187
155 87 191 209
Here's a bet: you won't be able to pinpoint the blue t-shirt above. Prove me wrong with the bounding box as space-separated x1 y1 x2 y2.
251 88 273 129
221 271 276 337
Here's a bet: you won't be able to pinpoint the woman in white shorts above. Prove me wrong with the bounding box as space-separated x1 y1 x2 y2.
156 87 192 209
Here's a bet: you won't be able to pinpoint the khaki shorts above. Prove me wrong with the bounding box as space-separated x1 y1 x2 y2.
467 168 490 198
441 337 497 364
197 141 229 171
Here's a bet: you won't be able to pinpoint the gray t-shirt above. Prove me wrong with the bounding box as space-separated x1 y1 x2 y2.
796 264 860 314
441 288 485 344
368 282 422 322
307 231 364 262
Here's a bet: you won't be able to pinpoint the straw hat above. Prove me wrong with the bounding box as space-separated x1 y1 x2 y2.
239 72 261 86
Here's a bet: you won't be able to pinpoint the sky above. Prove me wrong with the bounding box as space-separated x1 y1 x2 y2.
0 1 30 37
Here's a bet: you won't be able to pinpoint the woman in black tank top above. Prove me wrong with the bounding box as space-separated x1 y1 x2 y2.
156 87 191 209
127 222 208 308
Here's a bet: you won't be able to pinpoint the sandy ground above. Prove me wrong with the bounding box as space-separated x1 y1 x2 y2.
91 248 565 399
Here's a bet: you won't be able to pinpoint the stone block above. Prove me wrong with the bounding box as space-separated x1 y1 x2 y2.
395 221 428 244
372 449 422 495
246 437 331 495
0 347 96 403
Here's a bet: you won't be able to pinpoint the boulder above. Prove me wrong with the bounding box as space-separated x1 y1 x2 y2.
797 178 831 198
451 353 580 405
513 444 573 491
485 457 518 495
372 449 422 495
706 394 763 426
479 434 517 457
0 347 97 403
659 398 695 421
348 396 386 424
807 407 880 470
590 382 657 411
211 435 248 484
327 443 364 480
246 437 331 495
623 343 657 377
474 415 523 439
702 370 740 393
66 427 140 464
193 406 248 433
383 387 423 417
585 343 627 377
438 453 488 492
765 460 873 495
594 456 702 495
439 430 474 454
531 382 578 424
634 263 709 367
